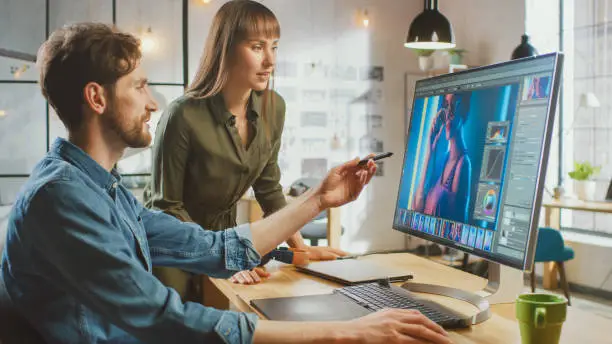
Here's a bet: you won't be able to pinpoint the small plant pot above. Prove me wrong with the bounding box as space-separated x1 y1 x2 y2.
574 180 596 201
418 56 434 71
449 54 463 65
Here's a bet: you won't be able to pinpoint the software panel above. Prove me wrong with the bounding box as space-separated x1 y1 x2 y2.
393 54 561 270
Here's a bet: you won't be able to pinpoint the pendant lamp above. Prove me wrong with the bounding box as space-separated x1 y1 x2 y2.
405 0 455 50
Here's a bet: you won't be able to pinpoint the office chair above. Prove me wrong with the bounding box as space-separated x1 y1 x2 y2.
530 227 574 305
0 275 46 343
289 178 345 246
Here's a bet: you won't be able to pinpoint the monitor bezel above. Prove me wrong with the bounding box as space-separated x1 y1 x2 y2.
393 52 564 272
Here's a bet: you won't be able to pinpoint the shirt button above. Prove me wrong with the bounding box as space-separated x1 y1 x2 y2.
225 329 230 335
112 182 118 188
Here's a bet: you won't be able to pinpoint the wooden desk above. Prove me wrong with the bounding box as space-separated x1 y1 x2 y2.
239 194 342 249
541 198 612 289
206 253 611 344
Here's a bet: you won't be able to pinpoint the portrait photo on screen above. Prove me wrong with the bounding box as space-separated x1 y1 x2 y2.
395 83 520 233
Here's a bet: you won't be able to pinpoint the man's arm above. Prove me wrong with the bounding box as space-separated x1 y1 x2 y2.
141 206 261 277
249 158 374 255
147 158 376 263
25 180 257 343
253 310 452 344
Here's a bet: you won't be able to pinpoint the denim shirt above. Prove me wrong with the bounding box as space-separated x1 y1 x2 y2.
0 138 261 343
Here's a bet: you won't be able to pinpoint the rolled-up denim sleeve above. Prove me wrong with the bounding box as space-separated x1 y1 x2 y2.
141 206 261 277
25 180 260 343
215 311 259 344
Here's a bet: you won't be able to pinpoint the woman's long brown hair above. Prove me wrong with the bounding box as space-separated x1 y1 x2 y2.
187 0 280 135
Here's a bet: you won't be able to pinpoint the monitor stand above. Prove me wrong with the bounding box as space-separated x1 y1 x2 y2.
400 261 524 325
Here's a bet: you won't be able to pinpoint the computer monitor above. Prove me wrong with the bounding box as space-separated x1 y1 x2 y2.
392 53 563 315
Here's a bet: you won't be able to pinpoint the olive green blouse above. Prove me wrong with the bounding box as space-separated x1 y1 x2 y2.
145 90 287 231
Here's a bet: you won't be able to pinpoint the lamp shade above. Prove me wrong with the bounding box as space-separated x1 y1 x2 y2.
511 34 538 60
405 0 455 50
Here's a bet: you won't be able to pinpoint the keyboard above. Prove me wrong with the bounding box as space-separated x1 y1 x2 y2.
336 282 470 329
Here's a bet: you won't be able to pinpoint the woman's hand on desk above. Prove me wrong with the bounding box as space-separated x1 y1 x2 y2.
304 246 348 261
229 267 270 284
345 309 452 344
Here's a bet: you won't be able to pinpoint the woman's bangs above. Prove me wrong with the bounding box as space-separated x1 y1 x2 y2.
240 12 280 40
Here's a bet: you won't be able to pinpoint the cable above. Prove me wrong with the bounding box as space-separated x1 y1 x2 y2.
599 267 612 290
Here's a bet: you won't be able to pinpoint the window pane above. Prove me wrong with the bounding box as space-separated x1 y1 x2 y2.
116 0 183 84
117 85 184 174
0 177 27 253
49 0 113 29
561 0 612 235
0 84 47 175
48 105 67 149
0 177 27 206
0 0 45 81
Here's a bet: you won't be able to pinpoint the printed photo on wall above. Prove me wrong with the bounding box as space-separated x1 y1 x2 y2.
280 126 297 147
330 65 358 81
351 87 383 104
301 158 328 178
276 86 298 102
301 138 328 155
330 88 357 101
359 135 384 152
360 66 384 82
375 161 384 177
365 114 383 128
303 62 329 78
275 61 298 78
302 89 327 103
300 111 328 127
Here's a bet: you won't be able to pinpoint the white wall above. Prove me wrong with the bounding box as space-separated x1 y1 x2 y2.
440 0 526 66
0 0 540 255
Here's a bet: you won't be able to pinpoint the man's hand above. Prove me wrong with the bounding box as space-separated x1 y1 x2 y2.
344 309 452 344
305 246 348 261
229 267 271 284
316 158 376 210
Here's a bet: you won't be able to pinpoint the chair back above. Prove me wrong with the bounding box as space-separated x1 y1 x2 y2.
534 227 564 262
0 271 46 343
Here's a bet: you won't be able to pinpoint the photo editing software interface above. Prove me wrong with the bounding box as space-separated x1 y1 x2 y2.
394 56 557 268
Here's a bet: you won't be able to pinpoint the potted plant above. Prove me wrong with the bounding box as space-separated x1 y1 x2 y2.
568 161 601 201
445 48 467 65
412 49 435 71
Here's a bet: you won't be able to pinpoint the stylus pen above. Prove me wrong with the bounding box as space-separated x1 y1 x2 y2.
358 152 393 166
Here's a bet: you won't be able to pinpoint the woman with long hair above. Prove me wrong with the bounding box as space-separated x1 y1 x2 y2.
145 0 345 302
413 92 472 223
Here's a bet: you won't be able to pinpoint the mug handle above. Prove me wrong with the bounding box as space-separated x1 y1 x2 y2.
534 307 547 329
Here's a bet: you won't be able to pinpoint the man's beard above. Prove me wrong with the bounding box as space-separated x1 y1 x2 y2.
103 103 151 149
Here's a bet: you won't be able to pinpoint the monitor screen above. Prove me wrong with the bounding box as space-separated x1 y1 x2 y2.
393 53 563 270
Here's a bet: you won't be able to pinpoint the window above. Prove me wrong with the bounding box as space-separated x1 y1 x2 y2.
0 0 187 205
529 0 612 236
